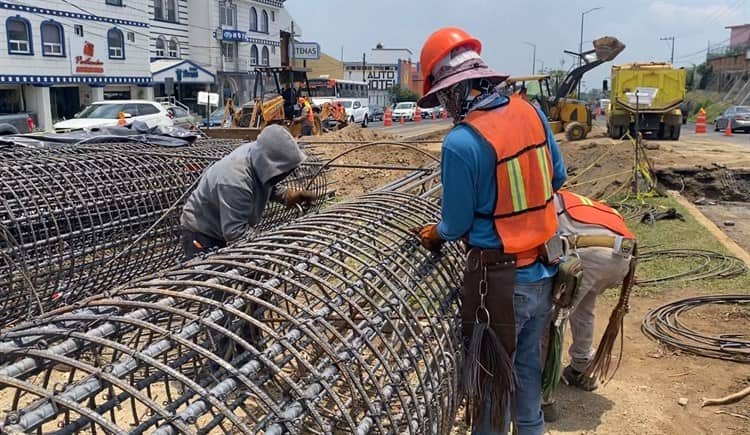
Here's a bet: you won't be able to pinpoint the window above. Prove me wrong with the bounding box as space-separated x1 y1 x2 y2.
220 1 236 27
165 0 177 22
250 7 257 31
260 10 268 33
7 16 32 55
168 38 179 58
127 31 135 42
250 44 258 65
154 0 163 20
271 10 275 22
261 46 269 66
137 104 161 115
74 24 84 37
106 0 123 5
155 36 165 57
222 42 236 62
41 21 64 57
107 28 125 59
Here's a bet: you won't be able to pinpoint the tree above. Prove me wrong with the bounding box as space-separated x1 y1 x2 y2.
388 86 421 104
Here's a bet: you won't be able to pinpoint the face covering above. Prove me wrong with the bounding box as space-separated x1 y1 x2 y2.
437 78 499 123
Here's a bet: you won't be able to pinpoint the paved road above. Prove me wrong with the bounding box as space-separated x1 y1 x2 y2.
679 121 750 147
370 118 452 140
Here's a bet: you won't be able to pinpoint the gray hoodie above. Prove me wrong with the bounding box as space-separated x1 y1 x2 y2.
180 125 306 243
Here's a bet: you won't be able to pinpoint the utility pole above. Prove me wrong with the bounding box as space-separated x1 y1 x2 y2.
523 41 536 74
579 7 603 97
362 53 366 82
660 36 675 64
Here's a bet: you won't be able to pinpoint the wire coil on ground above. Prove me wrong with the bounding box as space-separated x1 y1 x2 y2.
635 249 747 285
0 187 462 434
641 294 750 362
0 141 327 327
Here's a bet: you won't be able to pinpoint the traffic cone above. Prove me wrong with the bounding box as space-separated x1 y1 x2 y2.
725 119 733 136
384 107 393 127
400 115 405 125
442 108 448 119
414 107 421 123
117 112 127 126
26 116 35 131
695 108 706 134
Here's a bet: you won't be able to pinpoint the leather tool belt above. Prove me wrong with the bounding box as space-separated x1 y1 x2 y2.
566 234 636 257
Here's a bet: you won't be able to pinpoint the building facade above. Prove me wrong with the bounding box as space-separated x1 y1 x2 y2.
344 45 414 107
0 0 152 129
188 0 296 105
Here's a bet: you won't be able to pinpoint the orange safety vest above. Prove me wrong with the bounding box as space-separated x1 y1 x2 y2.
305 102 314 122
463 95 557 267
557 190 635 239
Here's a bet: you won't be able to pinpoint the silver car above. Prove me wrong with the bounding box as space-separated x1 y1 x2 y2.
163 104 199 129
715 106 750 133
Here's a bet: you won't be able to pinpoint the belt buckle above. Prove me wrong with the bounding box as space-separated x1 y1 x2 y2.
613 236 634 257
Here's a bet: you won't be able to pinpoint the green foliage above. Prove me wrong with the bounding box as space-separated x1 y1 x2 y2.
684 90 731 122
388 86 421 104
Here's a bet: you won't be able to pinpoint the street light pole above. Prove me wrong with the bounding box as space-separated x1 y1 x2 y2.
579 6 602 97
523 41 537 75
660 36 675 64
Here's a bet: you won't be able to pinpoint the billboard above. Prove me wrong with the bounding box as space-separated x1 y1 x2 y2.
70 36 106 75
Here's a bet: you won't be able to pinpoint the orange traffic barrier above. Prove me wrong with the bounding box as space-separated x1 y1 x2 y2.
414 106 422 123
725 119 733 136
117 112 127 126
695 108 707 134
26 116 35 131
384 107 393 127
400 115 405 125
442 108 448 119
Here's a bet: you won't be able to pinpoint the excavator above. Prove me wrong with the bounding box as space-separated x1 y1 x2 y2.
205 67 348 141
505 36 625 141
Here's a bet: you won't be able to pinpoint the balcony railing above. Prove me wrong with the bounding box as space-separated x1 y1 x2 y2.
707 42 750 60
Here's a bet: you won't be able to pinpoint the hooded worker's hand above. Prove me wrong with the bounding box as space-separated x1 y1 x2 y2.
284 190 317 208
409 223 444 252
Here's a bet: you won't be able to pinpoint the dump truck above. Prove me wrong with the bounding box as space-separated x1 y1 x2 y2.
506 36 625 141
607 62 686 140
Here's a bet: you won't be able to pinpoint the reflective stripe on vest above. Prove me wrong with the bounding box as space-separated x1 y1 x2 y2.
557 190 636 239
463 95 557 267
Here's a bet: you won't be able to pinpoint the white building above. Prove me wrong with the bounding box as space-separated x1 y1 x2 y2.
188 0 298 104
0 0 152 130
345 44 413 107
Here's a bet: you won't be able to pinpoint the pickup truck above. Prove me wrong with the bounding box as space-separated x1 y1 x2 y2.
0 112 37 134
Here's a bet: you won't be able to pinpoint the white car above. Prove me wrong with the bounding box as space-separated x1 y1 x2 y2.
53 100 174 133
392 102 417 122
342 99 370 127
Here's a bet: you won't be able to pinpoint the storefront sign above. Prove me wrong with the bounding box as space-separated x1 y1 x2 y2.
70 36 105 75
294 42 320 60
222 30 247 42
176 67 199 81
367 69 396 90
198 91 220 106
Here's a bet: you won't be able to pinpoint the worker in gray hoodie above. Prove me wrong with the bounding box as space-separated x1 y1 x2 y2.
180 125 315 260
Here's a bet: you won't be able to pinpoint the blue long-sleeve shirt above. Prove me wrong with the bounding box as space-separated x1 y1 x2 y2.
437 96 567 283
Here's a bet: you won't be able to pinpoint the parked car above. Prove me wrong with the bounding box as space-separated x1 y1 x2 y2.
201 107 232 127
715 106 750 132
342 99 370 127
392 102 417 122
162 104 199 129
0 112 37 134
431 106 445 119
53 100 173 133
369 105 385 122
419 106 433 119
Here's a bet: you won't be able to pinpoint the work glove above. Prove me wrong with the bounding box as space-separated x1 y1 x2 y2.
284 190 317 208
410 223 444 252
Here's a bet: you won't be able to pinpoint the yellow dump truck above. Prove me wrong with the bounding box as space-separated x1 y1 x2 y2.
607 62 686 140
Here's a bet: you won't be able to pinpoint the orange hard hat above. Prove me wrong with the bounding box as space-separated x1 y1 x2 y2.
420 27 482 96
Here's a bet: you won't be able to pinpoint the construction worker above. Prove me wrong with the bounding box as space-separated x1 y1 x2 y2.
542 190 636 421
180 125 317 260
295 97 314 136
282 83 298 120
412 27 567 435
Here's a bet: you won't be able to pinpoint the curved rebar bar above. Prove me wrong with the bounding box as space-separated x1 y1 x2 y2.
0 141 328 327
0 184 463 434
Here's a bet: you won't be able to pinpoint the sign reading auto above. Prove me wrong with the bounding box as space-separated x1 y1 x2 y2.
71 36 105 75
367 69 396 90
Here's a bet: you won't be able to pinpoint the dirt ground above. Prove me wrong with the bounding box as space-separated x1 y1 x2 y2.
450 288 750 435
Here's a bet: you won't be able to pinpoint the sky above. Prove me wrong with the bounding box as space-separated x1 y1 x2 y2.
286 0 750 90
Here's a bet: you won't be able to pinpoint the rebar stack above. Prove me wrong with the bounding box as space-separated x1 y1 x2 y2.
0 170 464 433
0 141 328 327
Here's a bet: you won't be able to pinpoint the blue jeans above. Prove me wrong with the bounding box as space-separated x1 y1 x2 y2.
473 278 553 435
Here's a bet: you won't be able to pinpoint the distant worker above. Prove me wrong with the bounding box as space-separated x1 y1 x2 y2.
282 84 298 120
412 27 567 434
295 97 315 136
543 190 636 421
180 125 317 260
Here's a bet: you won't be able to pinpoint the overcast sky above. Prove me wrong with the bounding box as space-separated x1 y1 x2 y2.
286 0 750 90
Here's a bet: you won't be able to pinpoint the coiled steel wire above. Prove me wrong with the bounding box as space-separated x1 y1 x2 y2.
0 141 328 327
641 294 750 362
0 171 464 434
635 249 747 285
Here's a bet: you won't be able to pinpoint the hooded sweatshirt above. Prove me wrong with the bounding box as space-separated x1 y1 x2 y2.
180 125 306 244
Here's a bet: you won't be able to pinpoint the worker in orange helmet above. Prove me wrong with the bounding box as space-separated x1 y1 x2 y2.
412 27 567 434
294 97 314 136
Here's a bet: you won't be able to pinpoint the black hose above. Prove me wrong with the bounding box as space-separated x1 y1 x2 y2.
636 249 747 285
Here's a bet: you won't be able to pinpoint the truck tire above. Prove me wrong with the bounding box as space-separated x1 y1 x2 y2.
669 124 681 140
565 122 587 141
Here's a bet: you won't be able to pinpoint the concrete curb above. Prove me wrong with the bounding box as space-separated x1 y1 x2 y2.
667 190 750 269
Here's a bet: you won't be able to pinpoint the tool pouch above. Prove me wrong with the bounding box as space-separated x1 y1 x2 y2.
552 256 583 309
462 248 517 431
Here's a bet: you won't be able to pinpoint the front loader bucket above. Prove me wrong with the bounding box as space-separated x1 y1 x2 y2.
593 37 626 62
